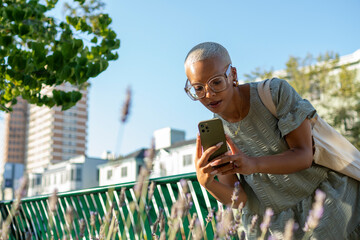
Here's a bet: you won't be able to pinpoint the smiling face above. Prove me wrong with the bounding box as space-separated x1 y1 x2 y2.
185 56 237 115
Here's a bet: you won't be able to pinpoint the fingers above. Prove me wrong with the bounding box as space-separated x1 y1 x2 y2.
198 142 224 168
195 134 202 159
203 164 216 174
225 135 238 154
221 168 238 175
211 161 234 174
210 154 233 168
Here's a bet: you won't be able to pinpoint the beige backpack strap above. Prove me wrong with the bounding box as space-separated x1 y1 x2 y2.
257 78 277 118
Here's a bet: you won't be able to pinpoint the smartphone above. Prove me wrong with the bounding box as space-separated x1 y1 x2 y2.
198 118 229 167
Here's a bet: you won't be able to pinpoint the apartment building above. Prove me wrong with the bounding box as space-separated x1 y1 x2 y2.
26 83 88 176
1 98 28 199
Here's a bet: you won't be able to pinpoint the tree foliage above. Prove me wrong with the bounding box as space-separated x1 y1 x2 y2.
244 52 360 149
0 0 120 111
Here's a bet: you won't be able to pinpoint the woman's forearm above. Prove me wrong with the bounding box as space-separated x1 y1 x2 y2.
253 147 313 174
205 179 247 207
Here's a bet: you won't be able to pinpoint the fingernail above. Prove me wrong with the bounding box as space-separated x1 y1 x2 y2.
210 161 218 166
211 170 218 175
216 142 223 147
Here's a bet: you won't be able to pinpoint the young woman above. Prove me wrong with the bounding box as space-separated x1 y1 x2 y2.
184 42 360 239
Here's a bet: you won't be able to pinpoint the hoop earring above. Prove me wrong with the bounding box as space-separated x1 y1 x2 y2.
233 79 239 87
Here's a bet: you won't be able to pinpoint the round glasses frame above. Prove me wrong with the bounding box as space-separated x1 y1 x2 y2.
184 64 232 101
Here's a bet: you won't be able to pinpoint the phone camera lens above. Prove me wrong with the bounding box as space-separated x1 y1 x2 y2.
200 124 204 128
202 130 205 133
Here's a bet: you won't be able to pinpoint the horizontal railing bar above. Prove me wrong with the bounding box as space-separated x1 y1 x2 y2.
0 172 197 205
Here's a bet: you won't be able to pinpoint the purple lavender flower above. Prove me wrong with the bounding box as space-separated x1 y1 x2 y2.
260 208 274 233
304 189 326 231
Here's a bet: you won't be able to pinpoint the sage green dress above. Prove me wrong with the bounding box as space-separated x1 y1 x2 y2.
214 78 360 240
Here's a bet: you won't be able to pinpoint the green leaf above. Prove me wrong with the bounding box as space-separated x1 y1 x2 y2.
86 62 100 78
70 91 82 103
60 65 73 80
73 39 83 51
13 8 25 22
99 59 109 72
61 41 75 60
11 55 27 71
52 51 64 71
106 52 118 61
91 36 98 44
46 55 54 70
0 49 8 58
0 36 13 47
107 30 117 40
11 88 20 97
23 75 36 89
77 57 88 66
5 7 14 21
45 76 56 85
52 90 62 105
75 65 85 82
19 23 30 35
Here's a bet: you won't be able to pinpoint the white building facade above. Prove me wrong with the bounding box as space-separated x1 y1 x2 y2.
98 128 197 186
151 139 196 178
28 155 107 196
98 149 146 186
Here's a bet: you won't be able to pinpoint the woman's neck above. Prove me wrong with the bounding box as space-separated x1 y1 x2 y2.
218 84 250 123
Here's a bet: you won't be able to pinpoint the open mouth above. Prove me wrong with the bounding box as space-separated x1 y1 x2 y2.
208 100 222 108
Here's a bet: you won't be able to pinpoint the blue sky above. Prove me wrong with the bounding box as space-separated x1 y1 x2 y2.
1 0 360 159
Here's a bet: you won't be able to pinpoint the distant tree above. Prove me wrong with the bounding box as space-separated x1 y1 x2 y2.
244 52 360 149
243 66 274 83
329 65 360 149
0 0 120 112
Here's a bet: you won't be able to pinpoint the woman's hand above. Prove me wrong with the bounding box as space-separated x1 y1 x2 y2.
194 135 248 208
194 135 224 188
210 135 258 175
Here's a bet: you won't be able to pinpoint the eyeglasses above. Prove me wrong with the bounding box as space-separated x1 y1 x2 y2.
184 64 232 101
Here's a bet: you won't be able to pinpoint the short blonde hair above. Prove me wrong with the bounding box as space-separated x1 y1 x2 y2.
184 42 232 67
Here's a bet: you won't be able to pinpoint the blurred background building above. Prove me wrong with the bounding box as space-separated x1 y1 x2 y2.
0 98 28 199
1 84 89 199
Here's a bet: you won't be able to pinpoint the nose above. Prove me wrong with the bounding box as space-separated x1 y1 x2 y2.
204 85 216 98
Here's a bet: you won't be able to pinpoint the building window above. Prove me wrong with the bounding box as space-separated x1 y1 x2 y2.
71 168 82 181
137 165 141 175
36 176 41 186
121 167 127 177
107 169 112 180
76 168 82 181
183 154 193 166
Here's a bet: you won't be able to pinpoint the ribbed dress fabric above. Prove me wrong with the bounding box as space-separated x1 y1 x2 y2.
214 78 360 240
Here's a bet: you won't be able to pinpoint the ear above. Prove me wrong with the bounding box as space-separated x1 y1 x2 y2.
231 66 238 80
231 66 239 86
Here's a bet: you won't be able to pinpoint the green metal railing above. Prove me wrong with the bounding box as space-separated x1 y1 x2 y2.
0 172 222 239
